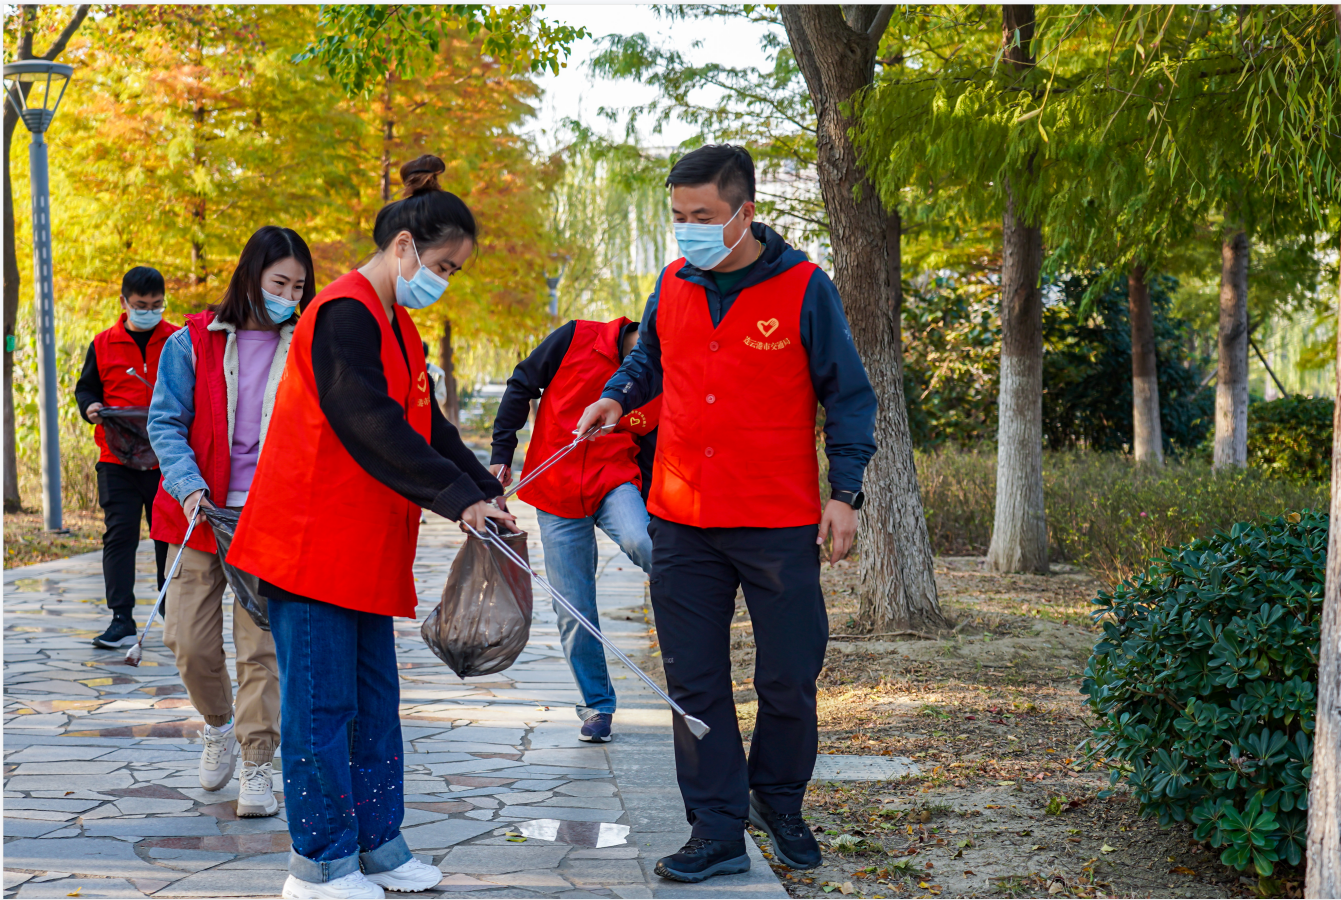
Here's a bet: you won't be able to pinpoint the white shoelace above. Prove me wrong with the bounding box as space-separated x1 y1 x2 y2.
201 728 232 768
239 761 273 794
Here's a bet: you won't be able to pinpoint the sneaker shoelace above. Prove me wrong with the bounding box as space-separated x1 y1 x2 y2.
680 836 713 855
239 761 272 794
770 810 811 841
201 729 231 768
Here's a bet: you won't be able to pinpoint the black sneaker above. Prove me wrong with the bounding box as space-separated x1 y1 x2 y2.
654 837 750 883
93 617 137 649
579 713 612 743
749 790 822 870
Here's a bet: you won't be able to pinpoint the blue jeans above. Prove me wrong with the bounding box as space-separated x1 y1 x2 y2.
268 595 411 883
535 482 653 720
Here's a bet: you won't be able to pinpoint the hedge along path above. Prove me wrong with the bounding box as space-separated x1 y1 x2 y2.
693 556 1274 899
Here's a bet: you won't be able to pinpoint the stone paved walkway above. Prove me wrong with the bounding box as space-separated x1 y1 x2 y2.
4 502 786 899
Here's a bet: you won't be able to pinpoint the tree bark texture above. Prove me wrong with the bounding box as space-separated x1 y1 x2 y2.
381 70 395 203
1128 264 1163 466
986 5 1049 575
987 178 1048 574
1214 230 1249 470
886 207 903 369
439 321 459 426
781 4 945 632
3 5 89 513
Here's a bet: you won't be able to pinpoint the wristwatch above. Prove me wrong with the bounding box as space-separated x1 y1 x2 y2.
831 489 865 510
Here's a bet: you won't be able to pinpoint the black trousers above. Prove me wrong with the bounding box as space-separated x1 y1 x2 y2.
96 461 168 616
648 516 828 841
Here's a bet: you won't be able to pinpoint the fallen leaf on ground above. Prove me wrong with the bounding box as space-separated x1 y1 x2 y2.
1170 866 1196 876
1101 843 1117 853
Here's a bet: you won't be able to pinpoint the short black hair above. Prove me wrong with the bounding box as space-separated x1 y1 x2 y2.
666 144 755 209
121 266 164 299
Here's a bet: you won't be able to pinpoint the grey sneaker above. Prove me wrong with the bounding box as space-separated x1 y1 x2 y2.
199 723 238 791
237 760 279 817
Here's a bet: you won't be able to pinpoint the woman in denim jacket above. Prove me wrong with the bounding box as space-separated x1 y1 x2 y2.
147 226 313 817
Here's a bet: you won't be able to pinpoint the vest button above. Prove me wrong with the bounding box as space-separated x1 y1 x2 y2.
709 341 719 351
704 447 715 458
706 394 716 404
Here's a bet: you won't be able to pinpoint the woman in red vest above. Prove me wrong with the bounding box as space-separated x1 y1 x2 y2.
148 226 313 819
229 155 513 900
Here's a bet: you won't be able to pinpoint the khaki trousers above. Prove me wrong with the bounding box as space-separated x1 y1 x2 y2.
163 544 280 764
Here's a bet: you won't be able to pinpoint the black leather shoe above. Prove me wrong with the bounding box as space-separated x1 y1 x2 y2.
749 791 822 870
93 616 137 649
654 837 751 883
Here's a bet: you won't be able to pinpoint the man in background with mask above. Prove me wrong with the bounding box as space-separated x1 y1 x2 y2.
576 144 877 884
75 266 177 649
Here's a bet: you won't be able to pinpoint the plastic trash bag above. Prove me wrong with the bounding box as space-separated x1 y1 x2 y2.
422 528 533 677
97 406 158 470
201 506 269 632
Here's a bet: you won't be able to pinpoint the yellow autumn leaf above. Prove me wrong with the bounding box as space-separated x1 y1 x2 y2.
1101 843 1117 853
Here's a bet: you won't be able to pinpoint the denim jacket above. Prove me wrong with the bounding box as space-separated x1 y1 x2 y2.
147 318 295 504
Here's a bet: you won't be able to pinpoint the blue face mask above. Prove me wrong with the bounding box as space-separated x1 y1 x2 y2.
395 239 450 309
674 205 748 271
262 288 299 324
126 308 163 330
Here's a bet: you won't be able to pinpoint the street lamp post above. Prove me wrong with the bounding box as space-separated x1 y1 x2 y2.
5 60 73 531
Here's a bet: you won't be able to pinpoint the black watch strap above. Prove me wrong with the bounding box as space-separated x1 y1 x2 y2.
832 489 865 510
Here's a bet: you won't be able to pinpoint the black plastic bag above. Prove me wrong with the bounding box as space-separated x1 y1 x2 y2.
202 506 269 631
98 406 158 470
422 528 533 677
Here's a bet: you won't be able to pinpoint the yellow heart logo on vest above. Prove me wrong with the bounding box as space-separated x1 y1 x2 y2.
757 318 779 337
416 371 428 393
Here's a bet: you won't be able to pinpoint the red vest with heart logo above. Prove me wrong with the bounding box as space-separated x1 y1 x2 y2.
228 271 431 617
91 315 178 465
519 317 660 519
648 258 821 529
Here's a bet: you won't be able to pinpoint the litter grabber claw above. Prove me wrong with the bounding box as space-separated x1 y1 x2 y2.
501 423 617 501
125 506 201 666
462 519 710 740
125 366 154 390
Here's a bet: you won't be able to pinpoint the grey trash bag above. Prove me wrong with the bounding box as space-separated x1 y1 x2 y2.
97 406 158 470
422 528 533 678
201 507 269 631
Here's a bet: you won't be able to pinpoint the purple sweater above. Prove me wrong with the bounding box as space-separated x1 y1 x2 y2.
225 330 281 505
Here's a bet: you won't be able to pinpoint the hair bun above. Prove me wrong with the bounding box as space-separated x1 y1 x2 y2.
400 155 446 198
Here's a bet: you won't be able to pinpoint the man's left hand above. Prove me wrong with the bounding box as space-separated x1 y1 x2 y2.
817 498 859 564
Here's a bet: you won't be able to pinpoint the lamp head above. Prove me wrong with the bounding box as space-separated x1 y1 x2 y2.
3 60 73 134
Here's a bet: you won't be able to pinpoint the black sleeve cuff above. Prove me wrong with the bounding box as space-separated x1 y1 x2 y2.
430 471 489 522
476 475 504 499
489 446 515 468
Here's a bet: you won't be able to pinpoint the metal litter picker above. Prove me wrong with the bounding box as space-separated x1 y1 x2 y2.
501 423 616 501
125 506 200 666
463 518 710 740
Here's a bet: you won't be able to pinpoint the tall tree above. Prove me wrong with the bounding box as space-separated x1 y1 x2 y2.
1127 265 1163 465
3 3 89 513
781 4 946 632
1214 228 1249 469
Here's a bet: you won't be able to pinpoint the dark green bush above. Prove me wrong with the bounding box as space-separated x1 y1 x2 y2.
1248 395 1334 482
1080 511 1324 875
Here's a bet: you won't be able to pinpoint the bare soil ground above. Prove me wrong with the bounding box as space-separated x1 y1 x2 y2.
3 507 108 567
644 558 1288 900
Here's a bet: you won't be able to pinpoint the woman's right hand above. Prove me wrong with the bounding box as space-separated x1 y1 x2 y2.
182 489 215 520
489 464 513 488
460 498 516 535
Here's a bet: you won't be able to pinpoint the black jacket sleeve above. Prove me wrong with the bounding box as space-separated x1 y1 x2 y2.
75 341 103 422
490 320 576 468
311 298 491 521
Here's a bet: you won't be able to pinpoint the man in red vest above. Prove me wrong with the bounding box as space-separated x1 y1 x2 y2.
577 145 877 884
491 318 658 743
74 266 178 649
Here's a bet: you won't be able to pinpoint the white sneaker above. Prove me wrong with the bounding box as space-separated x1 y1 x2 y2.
365 858 442 892
199 722 238 791
237 760 279 817
282 872 385 899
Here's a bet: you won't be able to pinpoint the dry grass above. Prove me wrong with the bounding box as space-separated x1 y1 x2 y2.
3 507 111 568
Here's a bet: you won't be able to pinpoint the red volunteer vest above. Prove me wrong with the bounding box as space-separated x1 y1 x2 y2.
228 271 431 617
649 258 821 529
518 318 660 519
91 314 178 466
149 311 231 554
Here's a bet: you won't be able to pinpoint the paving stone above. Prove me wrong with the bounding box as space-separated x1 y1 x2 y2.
501 791 554 804
148 868 282 897
84 817 223 837
465 809 497 820
4 746 118 762
810 754 919 781
14 876 151 898
521 750 610 770
401 818 496 851
559 859 645 884
4 808 78 821
438 874 495 892
6 773 136 792
499 806 624 823
429 759 529 776
555 782 616 797
567 847 640 859
2 818 69 837
510 780 566 791
113 798 196 815
536 796 622 810
3 872 35 890
439 844 571 874
4 798 105 813
2 837 178 878
478 870 573 892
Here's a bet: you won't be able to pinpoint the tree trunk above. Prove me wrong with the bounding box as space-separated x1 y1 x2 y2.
3 5 89 513
1129 264 1163 466
439 320 459 426
887 207 903 369
782 4 945 632
1214 230 1249 470
380 69 394 203
986 5 1048 575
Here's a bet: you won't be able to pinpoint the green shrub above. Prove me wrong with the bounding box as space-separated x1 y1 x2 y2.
1080 511 1323 876
916 449 1328 583
1248 395 1334 482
